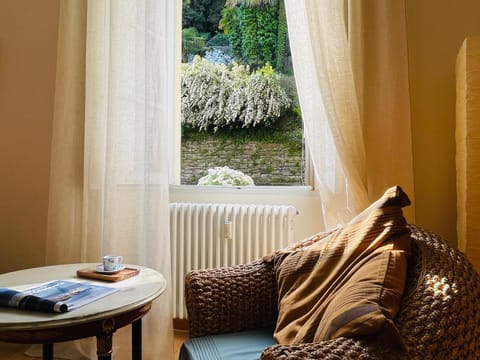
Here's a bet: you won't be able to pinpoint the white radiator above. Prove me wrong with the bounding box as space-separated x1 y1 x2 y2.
170 202 298 320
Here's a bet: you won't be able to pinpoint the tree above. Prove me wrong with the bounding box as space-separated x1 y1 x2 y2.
182 27 207 62
183 0 226 35
220 0 288 71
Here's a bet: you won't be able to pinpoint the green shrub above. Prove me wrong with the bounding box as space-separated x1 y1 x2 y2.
181 56 291 131
182 0 225 35
220 2 289 71
207 33 230 47
182 27 208 62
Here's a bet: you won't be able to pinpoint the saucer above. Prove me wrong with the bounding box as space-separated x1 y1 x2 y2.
95 264 125 274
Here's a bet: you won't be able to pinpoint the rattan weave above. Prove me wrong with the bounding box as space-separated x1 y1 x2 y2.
184 225 480 359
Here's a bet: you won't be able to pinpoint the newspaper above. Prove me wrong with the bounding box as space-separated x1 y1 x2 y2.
0 280 118 313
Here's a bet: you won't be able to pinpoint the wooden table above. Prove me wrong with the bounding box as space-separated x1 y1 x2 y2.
0 263 166 360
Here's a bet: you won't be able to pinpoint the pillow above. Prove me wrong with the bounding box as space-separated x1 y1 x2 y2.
268 185 411 348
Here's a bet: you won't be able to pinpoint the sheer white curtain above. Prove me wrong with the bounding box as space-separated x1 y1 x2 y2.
285 0 415 227
42 1 177 359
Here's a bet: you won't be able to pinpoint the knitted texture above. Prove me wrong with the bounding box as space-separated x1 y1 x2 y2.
185 259 277 338
184 225 480 359
260 337 384 359
395 225 480 359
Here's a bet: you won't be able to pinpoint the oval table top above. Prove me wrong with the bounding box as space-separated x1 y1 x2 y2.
0 263 166 331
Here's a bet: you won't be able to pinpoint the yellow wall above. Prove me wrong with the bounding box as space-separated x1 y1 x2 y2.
0 1 59 272
2 1 480 273
406 0 480 245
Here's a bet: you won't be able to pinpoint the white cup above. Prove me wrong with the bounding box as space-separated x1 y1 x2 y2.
103 255 123 271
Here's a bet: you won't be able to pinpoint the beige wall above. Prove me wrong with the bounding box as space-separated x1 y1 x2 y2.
406 0 480 245
0 1 59 272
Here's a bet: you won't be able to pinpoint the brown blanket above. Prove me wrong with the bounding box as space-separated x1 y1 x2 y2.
267 186 411 346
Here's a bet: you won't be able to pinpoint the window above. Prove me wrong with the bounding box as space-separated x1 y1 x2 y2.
180 0 309 187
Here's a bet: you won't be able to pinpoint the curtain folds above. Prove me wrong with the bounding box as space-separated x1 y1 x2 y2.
46 0 87 266
45 1 176 359
285 0 415 227
348 0 415 222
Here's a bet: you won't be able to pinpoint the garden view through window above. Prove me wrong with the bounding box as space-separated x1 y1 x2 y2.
181 0 305 186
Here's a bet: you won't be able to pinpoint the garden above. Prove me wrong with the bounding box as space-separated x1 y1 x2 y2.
181 0 304 186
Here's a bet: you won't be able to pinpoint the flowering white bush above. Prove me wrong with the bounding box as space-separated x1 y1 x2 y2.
197 166 255 186
182 56 291 131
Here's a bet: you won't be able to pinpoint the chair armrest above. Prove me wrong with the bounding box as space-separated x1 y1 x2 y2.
260 337 396 360
185 259 277 338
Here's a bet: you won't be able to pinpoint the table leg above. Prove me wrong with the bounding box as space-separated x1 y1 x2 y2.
97 334 113 360
132 318 142 360
42 343 53 360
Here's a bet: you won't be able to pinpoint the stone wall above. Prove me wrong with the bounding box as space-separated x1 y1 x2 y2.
181 139 304 186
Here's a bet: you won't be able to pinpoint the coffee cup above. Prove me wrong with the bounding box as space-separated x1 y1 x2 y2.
102 255 123 271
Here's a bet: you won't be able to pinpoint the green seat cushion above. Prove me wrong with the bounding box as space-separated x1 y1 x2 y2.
179 329 275 360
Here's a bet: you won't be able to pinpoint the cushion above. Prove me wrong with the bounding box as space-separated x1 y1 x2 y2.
268 185 411 347
179 329 275 360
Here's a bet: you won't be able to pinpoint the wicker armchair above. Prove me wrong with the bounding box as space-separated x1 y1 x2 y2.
184 225 480 359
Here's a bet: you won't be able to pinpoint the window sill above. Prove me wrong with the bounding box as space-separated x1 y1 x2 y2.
169 184 314 195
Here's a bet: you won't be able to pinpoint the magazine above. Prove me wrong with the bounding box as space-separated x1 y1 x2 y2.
0 280 118 313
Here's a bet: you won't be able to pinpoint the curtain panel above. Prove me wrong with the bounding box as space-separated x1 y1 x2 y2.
44 1 177 359
285 0 415 228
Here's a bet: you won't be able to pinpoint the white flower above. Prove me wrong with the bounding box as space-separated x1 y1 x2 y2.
198 166 255 186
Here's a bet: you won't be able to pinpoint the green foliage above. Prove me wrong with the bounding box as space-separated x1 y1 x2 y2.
182 27 207 62
256 5 277 65
275 0 287 71
292 105 302 118
220 7 243 59
220 1 288 71
219 6 239 35
239 7 258 67
207 33 230 46
182 56 292 131
226 0 278 6
182 0 226 35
